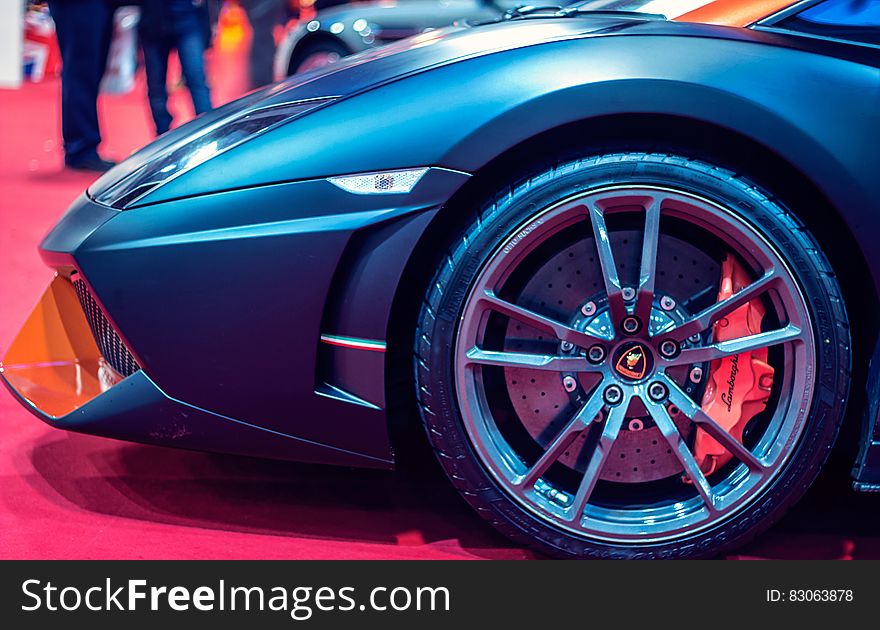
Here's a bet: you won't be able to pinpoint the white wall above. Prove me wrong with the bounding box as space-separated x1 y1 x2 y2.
0 0 24 88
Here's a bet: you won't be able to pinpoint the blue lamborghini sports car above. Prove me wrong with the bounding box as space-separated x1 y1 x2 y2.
3 0 879 558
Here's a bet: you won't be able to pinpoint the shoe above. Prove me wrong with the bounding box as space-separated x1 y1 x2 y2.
65 157 117 172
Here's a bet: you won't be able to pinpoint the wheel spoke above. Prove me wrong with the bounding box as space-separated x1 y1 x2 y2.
516 382 606 489
662 375 768 472
662 324 802 367
633 197 661 322
642 395 718 513
464 347 597 372
563 393 630 523
657 270 780 340
588 204 627 327
479 291 609 345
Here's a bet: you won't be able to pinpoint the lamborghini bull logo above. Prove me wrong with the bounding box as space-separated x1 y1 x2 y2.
615 344 648 380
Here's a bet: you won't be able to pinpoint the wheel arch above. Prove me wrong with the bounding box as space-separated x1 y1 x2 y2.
385 112 876 469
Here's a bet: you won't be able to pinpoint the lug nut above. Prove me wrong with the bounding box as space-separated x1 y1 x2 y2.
562 375 578 393
587 344 606 364
621 287 636 301
689 366 703 383
621 316 641 335
659 339 679 358
647 382 668 402
560 341 574 352
660 295 676 311
581 301 597 317
603 385 624 405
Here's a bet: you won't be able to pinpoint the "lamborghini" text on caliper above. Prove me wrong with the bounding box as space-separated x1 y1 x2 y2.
695 255 774 475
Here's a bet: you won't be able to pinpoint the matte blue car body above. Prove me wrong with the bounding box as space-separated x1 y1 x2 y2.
12 16 880 479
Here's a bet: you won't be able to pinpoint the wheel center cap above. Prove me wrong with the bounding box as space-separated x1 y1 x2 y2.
613 341 653 381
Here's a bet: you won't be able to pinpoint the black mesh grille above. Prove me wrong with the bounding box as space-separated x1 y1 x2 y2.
72 277 140 377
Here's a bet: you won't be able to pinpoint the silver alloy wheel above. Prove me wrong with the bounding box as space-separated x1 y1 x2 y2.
454 185 815 543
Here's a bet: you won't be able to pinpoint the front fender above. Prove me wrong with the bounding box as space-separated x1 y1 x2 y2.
143 30 878 292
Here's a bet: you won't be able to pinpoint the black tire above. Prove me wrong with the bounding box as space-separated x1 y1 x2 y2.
288 38 349 76
414 152 851 559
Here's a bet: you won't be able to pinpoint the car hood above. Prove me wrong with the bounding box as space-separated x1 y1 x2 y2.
272 14 648 97
89 15 648 201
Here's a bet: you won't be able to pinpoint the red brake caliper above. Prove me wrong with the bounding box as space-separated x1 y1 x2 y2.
694 255 774 475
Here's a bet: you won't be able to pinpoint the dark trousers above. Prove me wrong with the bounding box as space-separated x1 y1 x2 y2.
48 0 114 164
242 0 285 88
142 30 212 135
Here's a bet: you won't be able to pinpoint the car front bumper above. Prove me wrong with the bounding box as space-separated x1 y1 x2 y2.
0 273 392 465
2 168 469 468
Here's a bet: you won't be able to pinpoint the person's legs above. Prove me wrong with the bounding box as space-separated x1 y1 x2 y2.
47 0 114 165
176 29 212 116
142 37 173 135
242 0 284 88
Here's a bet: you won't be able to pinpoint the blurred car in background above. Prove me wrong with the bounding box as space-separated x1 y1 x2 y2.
275 0 520 77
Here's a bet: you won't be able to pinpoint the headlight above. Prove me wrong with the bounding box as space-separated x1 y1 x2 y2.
92 97 336 209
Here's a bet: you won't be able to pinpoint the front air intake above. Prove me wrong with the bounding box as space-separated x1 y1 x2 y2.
72 277 141 378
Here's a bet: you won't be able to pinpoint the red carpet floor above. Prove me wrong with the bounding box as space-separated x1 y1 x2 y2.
1 45 878 560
